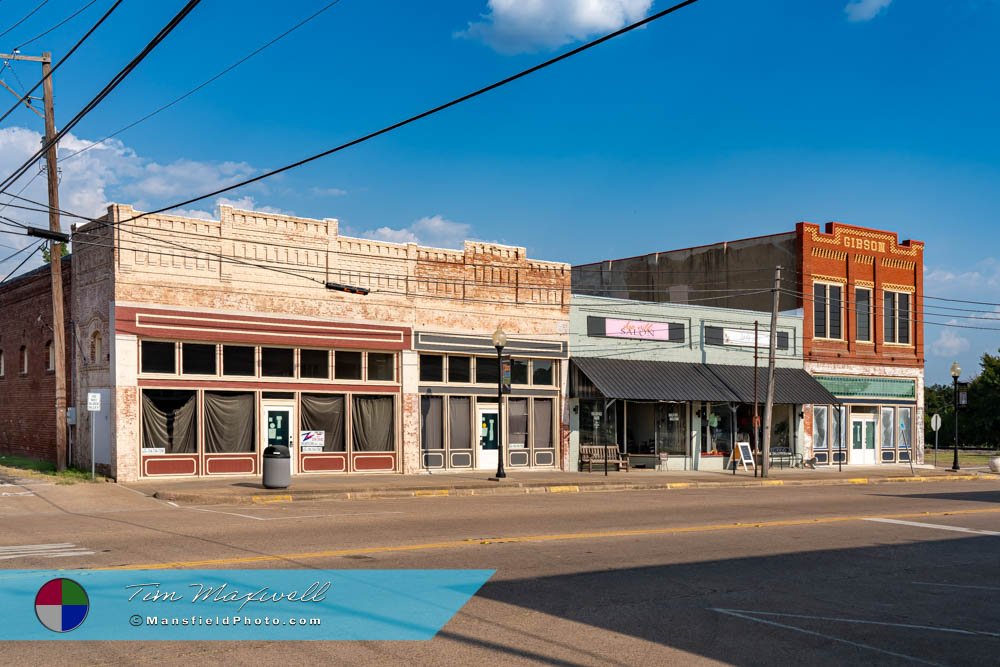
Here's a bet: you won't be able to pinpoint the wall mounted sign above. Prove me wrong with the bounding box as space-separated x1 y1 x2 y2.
722 328 770 347
605 318 673 340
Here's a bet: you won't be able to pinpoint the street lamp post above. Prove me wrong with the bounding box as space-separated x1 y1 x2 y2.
492 325 507 480
951 361 961 472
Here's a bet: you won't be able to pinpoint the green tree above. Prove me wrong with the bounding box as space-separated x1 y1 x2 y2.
39 242 69 263
925 349 1000 450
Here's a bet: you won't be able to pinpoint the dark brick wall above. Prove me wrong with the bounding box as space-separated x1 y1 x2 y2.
0 257 73 463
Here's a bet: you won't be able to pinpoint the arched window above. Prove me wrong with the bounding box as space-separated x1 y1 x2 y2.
19 346 27 374
90 331 102 366
45 340 54 371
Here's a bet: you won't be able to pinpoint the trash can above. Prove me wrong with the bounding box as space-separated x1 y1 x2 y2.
262 445 291 489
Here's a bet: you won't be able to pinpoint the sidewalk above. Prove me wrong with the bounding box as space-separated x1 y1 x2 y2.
128 465 998 505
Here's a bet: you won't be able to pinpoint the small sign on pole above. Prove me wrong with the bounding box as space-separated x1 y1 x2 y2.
87 392 101 480
87 392 101 412
931 413 941 467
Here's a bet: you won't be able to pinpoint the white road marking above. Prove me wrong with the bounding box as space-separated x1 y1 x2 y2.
0 543 95 560
864 517 1000 536
912 581 1000 592
712 608 942 666
714 609 1000 638
184 507 405 521
0 491 34 496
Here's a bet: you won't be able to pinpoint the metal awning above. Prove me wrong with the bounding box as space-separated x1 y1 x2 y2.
571 357 838 405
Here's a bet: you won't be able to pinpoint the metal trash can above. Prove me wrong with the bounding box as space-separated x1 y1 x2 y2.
262 444 291 489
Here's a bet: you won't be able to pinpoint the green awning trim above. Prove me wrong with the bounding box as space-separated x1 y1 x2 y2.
813 375 915 399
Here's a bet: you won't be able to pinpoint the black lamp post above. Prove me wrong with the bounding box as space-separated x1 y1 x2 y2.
951 361 961 471
492 325 507 480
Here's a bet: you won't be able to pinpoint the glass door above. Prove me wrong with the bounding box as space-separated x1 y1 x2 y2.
477 405 499 470
850 417 876 465
262 403 296 473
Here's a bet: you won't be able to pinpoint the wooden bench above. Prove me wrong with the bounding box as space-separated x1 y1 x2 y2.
769 447 803 469
579 445 629 472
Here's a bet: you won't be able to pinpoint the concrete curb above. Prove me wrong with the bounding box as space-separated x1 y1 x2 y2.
152 473 994 506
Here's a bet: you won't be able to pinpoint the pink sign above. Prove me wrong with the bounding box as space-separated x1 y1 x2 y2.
605 318 672 340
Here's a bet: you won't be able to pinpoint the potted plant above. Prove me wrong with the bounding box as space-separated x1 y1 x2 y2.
989 449 1000 473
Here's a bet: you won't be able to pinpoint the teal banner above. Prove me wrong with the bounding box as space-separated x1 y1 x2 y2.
0 569 493 640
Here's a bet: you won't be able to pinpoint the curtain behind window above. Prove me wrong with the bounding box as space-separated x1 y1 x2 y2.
352 395 394 452
421 396 443 450
204 392 255 453
449 397 471 450
508 398 528 448
533 399 553 449
301 393 345 452
142 390 197 453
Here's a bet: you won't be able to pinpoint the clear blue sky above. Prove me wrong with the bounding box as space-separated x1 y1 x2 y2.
1 0 997 385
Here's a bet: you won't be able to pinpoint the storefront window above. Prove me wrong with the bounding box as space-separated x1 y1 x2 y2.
141 390 197 453
580 399 616 446
182 343 216 375
352 395 394 451
449 397 471 450
222 345 254 376
300 393 345 451
881 407 895 449
705 403 734 454
335 351 362 380
832 406 842 452
300 350 329 379
658 404 687 455
476 356 498 384
898 407 913 449
533 399 553 449
368 352 395 381
141 341 176 374
813 406 829 450
261 347 294 377
420 355 443 382
508 399 529 449
204 391 255 452
448 356 471 383
532 360 554 385
421 396 443 450
511 359 529 385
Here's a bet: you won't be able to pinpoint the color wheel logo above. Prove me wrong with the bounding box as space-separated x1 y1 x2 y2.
35 578 90 633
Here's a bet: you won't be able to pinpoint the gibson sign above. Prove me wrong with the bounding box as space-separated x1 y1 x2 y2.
841 235 887 253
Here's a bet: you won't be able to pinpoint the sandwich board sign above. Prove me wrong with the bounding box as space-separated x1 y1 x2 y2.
736 441 755 471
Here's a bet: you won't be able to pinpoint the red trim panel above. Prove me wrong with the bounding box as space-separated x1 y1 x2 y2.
116 306 410 350
352 453 396 472
204 454 257 475
301 454 347 473
137 378 400 392
143 456 197 477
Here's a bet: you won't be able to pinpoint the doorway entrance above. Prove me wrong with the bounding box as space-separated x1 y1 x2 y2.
477 405 499 471
850 412 876 465
262 403 296 473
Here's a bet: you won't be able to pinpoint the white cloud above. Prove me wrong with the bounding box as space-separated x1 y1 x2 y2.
362 214 473 249
930 320 971 357
844 0 893 22
457 0 653 54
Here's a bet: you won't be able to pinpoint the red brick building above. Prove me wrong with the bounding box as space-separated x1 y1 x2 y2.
0 258 72 462
572 221 924 466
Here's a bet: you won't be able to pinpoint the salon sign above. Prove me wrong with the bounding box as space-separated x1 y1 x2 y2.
605 318 672 341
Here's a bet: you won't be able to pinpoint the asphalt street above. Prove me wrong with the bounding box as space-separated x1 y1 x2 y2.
1 477 998 666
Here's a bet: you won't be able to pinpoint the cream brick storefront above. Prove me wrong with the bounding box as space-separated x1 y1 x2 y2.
71 204 569 481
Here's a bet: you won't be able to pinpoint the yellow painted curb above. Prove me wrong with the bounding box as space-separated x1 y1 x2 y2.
762 480 784 486
667 483 693 489
251 494 292 504
414 489 450 497
846 478 870 485
548 485 580 493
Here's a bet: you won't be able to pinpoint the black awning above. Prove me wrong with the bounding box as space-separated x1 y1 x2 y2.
571 357 739 402
571 358 838 405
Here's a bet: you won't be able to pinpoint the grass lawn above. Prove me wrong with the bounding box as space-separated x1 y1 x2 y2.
923 449 998 468
0 455 102 483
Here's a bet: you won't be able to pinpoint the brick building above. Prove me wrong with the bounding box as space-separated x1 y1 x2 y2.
0 258 72 463
572 221 925 466
1 204 570 481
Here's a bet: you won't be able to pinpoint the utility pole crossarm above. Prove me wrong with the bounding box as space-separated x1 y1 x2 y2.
0 53 49 62
0 78 43 117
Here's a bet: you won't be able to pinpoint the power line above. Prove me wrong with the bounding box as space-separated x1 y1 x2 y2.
0 239 42 283
0 0 201 195
60 0 344 164
0 0 124 126
0 0 50 42
11 0 97 52
104 0 703 227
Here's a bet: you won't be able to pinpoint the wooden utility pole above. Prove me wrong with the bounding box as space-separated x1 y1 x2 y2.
2 51 68 470
761 266 781 478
